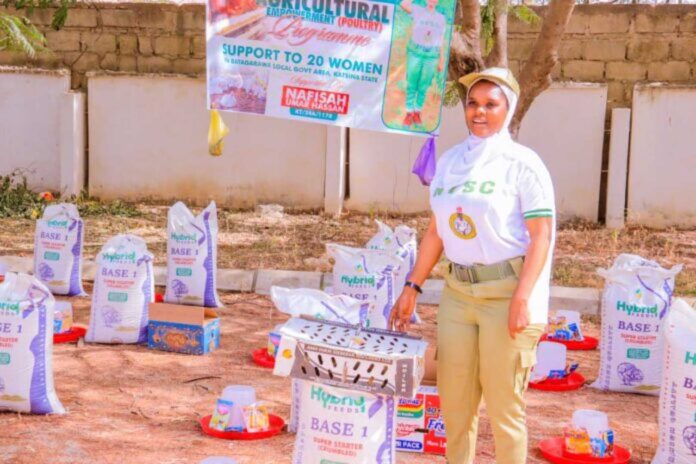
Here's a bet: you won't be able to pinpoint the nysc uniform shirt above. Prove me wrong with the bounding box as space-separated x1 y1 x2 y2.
430 133 556 324
410 5 447 49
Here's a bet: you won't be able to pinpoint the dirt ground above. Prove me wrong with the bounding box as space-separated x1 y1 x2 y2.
0 286 660 464
0 206 694 295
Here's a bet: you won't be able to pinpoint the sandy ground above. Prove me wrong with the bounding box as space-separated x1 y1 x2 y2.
0 286 660 464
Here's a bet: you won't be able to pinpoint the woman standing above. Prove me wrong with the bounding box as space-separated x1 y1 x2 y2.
390 67 555 464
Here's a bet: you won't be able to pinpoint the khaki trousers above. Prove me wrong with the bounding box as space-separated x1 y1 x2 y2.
437 268 544 464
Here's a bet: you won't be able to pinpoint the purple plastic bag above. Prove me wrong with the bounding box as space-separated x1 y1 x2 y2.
411 136 436 186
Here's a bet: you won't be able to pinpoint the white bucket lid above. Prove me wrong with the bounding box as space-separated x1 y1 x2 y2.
530 341 567 381
572 409 609 439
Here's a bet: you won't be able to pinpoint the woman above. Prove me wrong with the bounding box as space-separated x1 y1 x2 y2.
390 67 555 464
399 0 447 127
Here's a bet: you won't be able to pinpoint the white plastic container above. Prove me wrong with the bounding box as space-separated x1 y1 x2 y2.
531 341 567 382
548 309 584 341
572 410 609 439
221 385 256 431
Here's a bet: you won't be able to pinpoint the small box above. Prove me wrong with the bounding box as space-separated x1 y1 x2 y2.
273 316 428 398
396 347 446 455
147 302 220 355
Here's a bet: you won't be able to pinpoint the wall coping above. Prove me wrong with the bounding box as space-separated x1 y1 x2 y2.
0 65 69 77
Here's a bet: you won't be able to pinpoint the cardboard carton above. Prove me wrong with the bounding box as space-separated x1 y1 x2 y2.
396 346 447 455
147 303 220 355
273 316 428 398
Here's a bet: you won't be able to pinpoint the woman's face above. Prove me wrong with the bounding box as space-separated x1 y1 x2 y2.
465 80 509 138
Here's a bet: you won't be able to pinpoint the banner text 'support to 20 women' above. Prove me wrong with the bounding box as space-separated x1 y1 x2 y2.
207 0 456 134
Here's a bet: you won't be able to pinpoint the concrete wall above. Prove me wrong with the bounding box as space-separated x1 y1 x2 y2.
0 67 84 195
347 83 607 220
88 73 327 207
1 3 694 113
627 83 696 227
517 83 608 221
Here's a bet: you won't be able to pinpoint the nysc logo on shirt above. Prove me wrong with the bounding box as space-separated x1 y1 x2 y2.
433 180 496 197
449 207 477 240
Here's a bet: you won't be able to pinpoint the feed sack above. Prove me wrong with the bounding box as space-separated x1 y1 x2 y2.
86 234 154 344
165 201 222 307
0 272 64 414
33 203 86 296
592 254 682 395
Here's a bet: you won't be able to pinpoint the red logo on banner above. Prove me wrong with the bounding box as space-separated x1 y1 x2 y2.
281 86 350 114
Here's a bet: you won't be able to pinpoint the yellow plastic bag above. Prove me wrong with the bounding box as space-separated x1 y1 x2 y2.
208 109 229 157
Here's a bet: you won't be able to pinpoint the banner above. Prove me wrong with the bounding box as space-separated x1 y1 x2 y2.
206 0 456 134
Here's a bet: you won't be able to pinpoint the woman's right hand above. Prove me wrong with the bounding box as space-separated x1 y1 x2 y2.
389 287 418 333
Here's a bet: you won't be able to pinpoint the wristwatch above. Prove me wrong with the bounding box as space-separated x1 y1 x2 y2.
404 281 423 294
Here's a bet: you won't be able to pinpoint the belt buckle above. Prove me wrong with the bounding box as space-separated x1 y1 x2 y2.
466 266 478 284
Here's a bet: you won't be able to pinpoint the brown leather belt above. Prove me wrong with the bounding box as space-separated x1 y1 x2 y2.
449 256 523 284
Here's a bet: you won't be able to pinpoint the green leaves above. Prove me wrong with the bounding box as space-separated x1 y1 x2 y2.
52 0 72 30
443 80 463 108
0 172 141 219
480 2 495 56
0 12 46 57
0 0 74 57
478 2 540 59
510 4 540 26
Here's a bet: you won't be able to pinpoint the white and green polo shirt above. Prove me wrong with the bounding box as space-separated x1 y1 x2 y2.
430 133 556 323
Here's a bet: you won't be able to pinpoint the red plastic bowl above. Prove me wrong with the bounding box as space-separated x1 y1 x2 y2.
541 335 599 351
529 372 586 392
251 347 276 369
200 414 285 440
54 326 87 344
539 437 631 464
155 293 164 303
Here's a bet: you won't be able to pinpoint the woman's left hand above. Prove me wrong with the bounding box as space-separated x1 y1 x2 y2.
508 296 530 339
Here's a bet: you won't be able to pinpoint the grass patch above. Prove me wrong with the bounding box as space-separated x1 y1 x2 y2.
0 172 140 219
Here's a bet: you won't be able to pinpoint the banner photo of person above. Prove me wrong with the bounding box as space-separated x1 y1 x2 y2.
207 0 456 134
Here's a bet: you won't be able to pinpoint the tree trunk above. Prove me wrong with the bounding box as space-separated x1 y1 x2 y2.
485 0 509 68
447 0 485 84
509 0 575 135
448 0 574 136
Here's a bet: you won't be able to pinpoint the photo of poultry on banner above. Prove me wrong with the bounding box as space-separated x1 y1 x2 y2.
207 0 456 134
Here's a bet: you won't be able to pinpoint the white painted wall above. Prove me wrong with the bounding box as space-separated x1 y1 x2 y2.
518 83 607 221
87 74 328 208
346 83 607 221
628 84 696 227
0 68 79 193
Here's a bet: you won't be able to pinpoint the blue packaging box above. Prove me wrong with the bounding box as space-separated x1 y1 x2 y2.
147 303 220 355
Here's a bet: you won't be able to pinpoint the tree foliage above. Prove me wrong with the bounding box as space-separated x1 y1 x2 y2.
0 0 73 57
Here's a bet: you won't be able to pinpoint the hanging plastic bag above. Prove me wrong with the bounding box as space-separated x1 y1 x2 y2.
411 136 436 186
208 109 229 157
